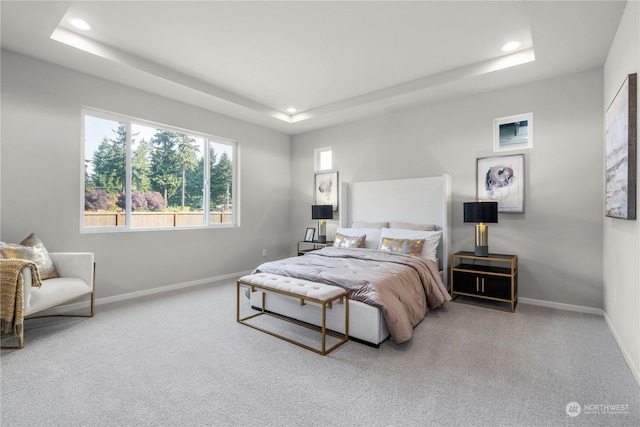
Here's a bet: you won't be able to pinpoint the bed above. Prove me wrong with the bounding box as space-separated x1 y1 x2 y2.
250 174 452 346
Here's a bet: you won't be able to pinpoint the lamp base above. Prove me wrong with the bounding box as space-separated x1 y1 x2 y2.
474 223 489 257
474 245 489 257
317 219 327 243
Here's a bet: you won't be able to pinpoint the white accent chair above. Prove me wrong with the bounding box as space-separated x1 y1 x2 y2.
2 252 95 349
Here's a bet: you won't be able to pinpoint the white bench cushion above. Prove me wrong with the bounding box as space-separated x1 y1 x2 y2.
239 273 345 301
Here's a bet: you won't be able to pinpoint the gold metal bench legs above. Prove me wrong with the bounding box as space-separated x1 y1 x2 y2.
237 281 349 355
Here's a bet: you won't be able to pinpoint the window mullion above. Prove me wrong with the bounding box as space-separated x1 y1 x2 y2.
231 144 238 225
203 138 210 226
125 121 133 229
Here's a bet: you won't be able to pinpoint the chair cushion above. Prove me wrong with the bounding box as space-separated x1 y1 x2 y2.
26 277 91 314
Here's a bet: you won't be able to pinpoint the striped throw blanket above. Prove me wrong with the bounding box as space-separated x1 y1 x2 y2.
1 259 41 337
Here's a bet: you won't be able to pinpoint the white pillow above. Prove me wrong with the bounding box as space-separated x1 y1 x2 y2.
379 228 442 262
336 227 381 250
351 220 389 229
389 221 439 231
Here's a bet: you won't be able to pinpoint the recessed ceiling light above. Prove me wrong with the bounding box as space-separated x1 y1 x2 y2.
501 41 521 52
286 107 297 114
69 18 92 31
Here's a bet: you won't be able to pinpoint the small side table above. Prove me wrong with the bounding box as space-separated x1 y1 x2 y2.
450 251 518 312
297 241 332 256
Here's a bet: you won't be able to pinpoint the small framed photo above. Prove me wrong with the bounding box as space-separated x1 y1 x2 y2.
477 154 525 213
304 227 315 242
493 112 533 152
314 171 338 211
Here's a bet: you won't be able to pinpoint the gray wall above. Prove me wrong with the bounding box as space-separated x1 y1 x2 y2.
292 68 605 309
1 49 608 312
1 50 292 299
603 0 640 383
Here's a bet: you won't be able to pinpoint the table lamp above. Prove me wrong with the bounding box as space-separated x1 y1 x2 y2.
464 201 498 256
312 205 333 243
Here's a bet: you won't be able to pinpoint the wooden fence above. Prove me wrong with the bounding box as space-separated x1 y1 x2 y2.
84 211 232 228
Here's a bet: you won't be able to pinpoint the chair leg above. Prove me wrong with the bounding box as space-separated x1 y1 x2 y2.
89 290 95 317
1 331 24 350
90 262 96 317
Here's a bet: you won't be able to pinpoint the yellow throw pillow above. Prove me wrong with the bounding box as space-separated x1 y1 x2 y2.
334 232 366 249
380 237 425 257
0 233 60 280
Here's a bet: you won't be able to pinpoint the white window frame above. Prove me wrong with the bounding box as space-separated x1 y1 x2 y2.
81 107 239 233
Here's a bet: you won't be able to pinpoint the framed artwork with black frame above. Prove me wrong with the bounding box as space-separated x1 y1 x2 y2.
605 73 637 220
304 227 315 242
314 171 338 211
477 154 525 213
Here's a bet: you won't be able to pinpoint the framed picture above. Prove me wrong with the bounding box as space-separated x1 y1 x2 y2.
314 171 338 211
493 113 533 152
304 227 315 242
477 154 525 213
605 73 637 220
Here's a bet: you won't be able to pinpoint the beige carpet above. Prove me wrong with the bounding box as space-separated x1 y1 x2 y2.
1 279 638 426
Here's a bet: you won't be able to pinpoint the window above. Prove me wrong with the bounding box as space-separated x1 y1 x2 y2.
82 109 237 231
314 147 332 171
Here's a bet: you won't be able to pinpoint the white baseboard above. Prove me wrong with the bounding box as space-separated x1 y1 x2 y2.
519 297 604 316
34 270 253 316
603 311 640 387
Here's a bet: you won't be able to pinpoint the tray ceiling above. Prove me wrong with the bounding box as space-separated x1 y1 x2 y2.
1 1 626 134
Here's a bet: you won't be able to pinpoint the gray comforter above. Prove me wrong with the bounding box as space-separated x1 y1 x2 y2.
255 247 451 344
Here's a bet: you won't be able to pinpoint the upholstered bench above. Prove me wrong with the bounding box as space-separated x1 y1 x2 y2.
236 273 349 355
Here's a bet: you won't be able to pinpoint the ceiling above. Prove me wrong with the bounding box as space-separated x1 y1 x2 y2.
0 1 627 135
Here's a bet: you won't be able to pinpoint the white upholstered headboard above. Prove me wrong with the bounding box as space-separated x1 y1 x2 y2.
339 174 452 281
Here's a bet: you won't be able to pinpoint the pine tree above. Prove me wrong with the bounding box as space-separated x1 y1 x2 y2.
132 139 152 193
91 123 126 195
150 129 181 206
175 134 200 211
211 151 233 209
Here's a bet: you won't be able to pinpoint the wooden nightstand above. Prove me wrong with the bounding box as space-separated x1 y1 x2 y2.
450 251 518 312
297 241 333 256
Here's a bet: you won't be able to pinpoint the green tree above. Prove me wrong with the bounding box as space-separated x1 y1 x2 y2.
84 159 93 191
184 156 205 210
91 123 126 195
211 151 233 209
175 134 200 211
132 139 152 192
150 129 181 205
206 147 218 208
